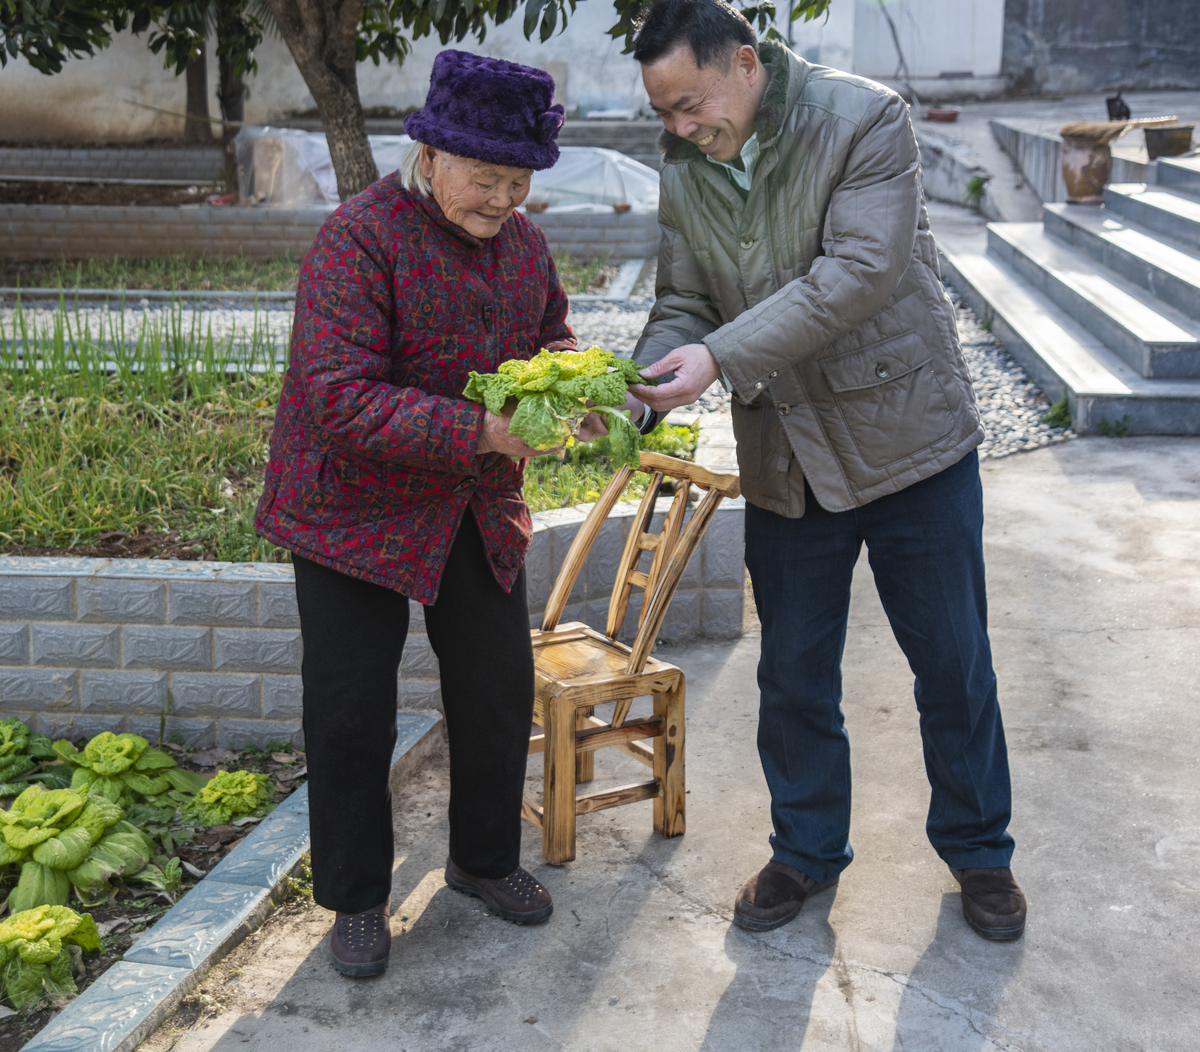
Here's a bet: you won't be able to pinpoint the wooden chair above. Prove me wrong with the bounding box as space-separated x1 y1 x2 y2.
523 451 741 864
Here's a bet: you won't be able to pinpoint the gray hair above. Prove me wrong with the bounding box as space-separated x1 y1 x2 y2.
400 141 431 196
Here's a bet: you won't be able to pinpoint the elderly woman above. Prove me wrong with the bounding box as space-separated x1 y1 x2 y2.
255 51 598 978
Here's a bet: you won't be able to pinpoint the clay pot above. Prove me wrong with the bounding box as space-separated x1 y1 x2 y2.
1144 125 1194 160
1061 137 1111 204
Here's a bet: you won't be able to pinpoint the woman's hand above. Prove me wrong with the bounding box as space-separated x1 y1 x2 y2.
477 410 559 458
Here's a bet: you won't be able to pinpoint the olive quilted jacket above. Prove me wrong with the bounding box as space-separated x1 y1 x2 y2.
634 40 982 516
255 175 573 602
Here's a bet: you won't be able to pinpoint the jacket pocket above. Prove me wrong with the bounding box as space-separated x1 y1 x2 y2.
731 399 769 482
279 450 385 528
820 331 955 470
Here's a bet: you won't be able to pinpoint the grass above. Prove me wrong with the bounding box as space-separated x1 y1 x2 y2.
1 253 611 296
523 422 699 513
0 295 286 560
0 296 692 562
0 255 301 293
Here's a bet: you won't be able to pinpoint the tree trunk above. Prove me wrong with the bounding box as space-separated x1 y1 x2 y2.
217 48 246 192
184 44 214 144
263 0 378 200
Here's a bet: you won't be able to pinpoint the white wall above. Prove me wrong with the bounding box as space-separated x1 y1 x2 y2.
0 5 646 143
850 0 1004 79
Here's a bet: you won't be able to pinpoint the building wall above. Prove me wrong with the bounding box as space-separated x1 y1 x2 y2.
0 5 647 144
1003 0 1200 94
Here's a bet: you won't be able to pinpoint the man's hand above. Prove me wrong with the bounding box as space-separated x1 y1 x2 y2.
575 411 609 442
477 410 558 458
628 343 721 413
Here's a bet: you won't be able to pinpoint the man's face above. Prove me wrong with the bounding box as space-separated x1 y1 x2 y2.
642 43 764 164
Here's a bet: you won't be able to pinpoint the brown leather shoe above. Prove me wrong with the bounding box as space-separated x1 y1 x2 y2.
950 866 1027 941
444 857 553 924
733 861 838 932
329 899 391 976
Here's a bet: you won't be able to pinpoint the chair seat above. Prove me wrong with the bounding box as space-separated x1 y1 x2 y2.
532 622 681 706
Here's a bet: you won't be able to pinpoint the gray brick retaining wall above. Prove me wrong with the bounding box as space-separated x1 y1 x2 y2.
0 204 656 263
0 147 226 183
0 501 743 747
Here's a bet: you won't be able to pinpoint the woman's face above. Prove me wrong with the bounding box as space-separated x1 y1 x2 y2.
420 146 533 239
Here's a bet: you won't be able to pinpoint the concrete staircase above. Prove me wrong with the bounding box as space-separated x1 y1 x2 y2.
940 156 1200 434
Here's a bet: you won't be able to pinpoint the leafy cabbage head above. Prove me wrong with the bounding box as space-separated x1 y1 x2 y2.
52 733 186 808
0 788 87 852
0 718 53 784
0 905 100 1008
183 770 272 827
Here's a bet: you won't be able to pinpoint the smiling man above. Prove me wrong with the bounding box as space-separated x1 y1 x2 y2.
627 0 1026 942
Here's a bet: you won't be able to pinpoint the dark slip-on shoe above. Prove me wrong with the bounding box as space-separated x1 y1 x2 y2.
444 857 553 925
950 866 1027 941
329 899 391 977
733 860 839 932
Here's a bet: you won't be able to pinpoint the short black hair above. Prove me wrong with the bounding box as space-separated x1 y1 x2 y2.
632 0 757 70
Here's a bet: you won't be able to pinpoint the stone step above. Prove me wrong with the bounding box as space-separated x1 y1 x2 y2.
1158 157 1200 199
1043 203 1200 321
1103 183 1200 253
939 241 1200 435
987 222 1200 379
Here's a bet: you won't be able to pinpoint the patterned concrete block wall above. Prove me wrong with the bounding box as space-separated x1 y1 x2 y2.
0 147 226 182
529 210 658 261
0 502 744 748
0 204 656 264
0 205 334 263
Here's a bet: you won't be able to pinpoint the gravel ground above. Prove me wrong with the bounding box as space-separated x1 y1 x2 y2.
570 264 1074 460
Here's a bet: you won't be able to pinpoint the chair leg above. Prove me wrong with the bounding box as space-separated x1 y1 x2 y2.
575 706 595 784
542 697 579 865
653 678 685 839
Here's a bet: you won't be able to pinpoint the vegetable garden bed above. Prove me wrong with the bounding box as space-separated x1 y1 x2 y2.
0 296 694 563
0 726 309 1052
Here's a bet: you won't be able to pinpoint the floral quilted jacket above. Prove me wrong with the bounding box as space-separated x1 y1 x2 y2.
254 174 574 603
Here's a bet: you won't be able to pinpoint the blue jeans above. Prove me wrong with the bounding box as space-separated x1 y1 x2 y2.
744 451 1014 884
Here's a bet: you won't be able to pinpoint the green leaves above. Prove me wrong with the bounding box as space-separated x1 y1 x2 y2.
183 769 272 827
8 862 72 916
0 905 101 1007
464 347 654 461
54 733 197 809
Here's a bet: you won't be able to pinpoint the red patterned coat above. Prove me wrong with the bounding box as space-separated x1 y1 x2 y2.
254 174 574 603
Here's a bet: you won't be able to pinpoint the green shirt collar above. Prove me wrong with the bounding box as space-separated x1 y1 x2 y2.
706 133 760 196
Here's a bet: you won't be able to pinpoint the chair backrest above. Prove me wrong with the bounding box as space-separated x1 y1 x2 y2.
540 451 740 674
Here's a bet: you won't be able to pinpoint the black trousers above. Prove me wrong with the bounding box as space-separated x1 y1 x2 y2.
292 514 536 914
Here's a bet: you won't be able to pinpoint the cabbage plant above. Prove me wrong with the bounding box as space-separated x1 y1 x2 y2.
0 786 156 912
52 732 208 808
0 718 58 797
0 905 101 1009
183 770 272 827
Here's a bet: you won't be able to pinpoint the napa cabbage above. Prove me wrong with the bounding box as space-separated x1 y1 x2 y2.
0 905 101 1008
463 347 654 468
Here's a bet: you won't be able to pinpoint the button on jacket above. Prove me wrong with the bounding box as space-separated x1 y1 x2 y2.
634 40 982 517
255 175 573 603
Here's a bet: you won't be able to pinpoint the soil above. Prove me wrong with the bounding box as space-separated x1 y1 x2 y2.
0 140 224 151
1 530 213 562
0 743 308 1051
0 182 221 208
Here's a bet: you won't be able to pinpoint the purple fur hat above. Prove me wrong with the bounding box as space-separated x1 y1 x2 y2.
405 50 565 171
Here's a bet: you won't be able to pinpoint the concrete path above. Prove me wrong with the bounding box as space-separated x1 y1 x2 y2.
139 437 1200 1052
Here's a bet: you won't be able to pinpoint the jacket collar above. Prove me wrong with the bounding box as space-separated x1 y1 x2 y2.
658 39 807 165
